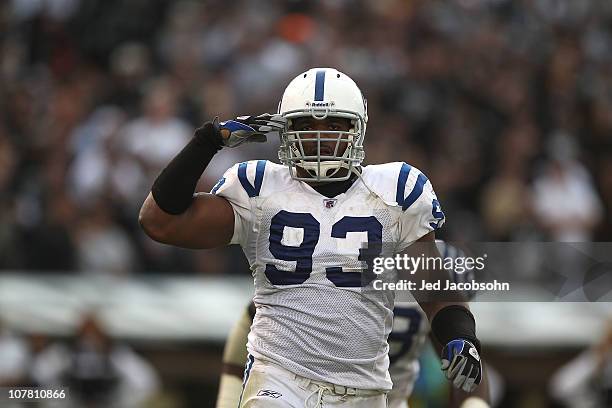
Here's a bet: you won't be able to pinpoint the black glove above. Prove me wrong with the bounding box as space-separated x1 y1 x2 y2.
441 339 482 392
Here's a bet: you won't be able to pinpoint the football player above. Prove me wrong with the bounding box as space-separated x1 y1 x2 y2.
215 241 490 408
140 68 486 407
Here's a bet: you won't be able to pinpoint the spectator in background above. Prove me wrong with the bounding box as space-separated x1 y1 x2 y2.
108 42 152 115
532 133 603 242
550 319 612 408
117 78 191 206
0 320 29 387
30 313 160 408
20 192 77 271
480 117 540 241
68 106 128 208
74 200 138 276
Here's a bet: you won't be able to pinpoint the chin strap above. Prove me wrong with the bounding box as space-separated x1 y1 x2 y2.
300 160 347 179
350 166 396 207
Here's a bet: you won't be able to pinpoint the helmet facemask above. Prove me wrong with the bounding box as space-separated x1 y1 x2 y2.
278 108 366 182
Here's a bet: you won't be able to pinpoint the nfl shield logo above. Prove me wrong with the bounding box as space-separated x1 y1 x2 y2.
323 199 337 209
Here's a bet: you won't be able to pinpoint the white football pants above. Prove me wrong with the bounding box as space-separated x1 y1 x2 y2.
239 356 388 408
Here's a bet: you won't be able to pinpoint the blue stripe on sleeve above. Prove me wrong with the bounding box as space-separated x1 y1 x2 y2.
238 160 266 197
396 163 410 204
396 162 429 211
314 70 325 101
210 177 225 194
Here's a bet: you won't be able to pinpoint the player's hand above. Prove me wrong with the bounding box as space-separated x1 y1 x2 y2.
217 114 285 148
441 339 482 392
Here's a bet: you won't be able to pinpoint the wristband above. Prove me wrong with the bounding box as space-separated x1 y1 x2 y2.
431 305 481 353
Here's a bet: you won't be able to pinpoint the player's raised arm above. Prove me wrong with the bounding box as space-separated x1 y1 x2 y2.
139 115 284 249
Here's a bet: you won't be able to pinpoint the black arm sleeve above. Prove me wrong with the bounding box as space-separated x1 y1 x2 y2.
151 121 223 215
431 305 481 353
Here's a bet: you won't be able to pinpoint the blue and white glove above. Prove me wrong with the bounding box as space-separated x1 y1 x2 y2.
218 114 285 148
441 339 482 392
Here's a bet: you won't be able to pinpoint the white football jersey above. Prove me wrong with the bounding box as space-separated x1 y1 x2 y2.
213 160 444 390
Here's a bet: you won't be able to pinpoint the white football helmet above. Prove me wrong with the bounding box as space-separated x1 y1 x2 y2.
277 68 368 182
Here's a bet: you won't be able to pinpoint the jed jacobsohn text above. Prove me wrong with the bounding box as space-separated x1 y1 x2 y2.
372 253 487 275
373 279 510 292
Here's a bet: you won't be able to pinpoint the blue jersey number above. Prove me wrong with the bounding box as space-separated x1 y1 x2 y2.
265 211 382 287
388 306 423 364
429 198 445 230
265 211 320 285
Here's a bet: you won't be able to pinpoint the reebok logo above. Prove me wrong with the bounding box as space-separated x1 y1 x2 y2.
257 389 282 398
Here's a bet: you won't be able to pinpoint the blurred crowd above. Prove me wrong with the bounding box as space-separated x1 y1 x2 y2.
0 314 160 408
1 0 611 275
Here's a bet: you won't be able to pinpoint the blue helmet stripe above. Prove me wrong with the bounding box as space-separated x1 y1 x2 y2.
314 70 325 101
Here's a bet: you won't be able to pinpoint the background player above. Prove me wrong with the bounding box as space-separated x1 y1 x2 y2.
140 67 485 407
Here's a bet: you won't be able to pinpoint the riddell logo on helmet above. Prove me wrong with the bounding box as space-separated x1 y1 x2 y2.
306 101 335 107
